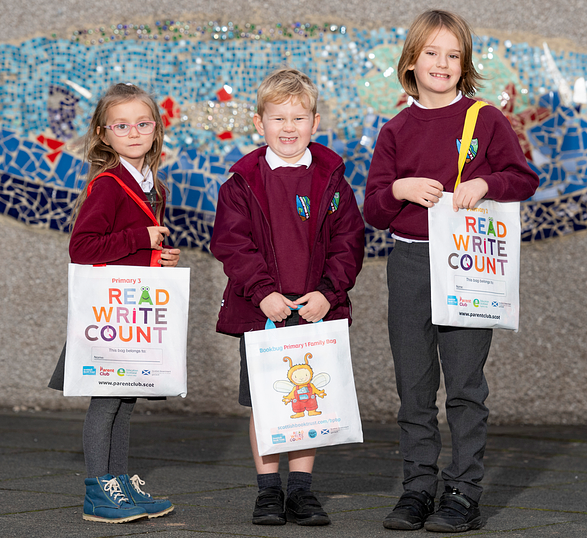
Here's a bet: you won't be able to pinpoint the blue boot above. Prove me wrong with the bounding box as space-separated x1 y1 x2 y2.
118 474 174 518
83 474 148 523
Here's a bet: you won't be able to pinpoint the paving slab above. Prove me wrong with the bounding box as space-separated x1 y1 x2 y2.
1 411 587 537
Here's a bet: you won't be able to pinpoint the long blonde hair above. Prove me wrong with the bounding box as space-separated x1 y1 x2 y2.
71 83 166 227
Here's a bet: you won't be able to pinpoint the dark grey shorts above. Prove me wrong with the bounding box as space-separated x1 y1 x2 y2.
238 307 300 407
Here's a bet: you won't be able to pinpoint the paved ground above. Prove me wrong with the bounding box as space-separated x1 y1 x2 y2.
1 410 586 537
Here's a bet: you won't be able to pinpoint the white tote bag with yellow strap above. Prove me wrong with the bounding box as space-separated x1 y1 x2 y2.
428 102 521 330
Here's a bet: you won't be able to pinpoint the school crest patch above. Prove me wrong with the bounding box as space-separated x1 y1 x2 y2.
328 192 340 215
296 195 310 221
456 138 480 164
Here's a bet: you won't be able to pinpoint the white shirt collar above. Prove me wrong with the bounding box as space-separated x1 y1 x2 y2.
409 91 463 109
119 157 154 192
265 146 312 170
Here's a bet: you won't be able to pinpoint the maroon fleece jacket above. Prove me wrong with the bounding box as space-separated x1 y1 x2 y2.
210 142 365 336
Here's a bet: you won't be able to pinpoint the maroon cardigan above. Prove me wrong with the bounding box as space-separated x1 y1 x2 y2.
70 163 164 266
210 143 365 336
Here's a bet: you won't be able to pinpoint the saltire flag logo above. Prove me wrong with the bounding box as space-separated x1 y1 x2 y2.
456 138 479 163
296 195 310 221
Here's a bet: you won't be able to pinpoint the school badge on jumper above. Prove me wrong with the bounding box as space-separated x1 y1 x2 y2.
456 138 479 164
296 195 310 221
328 192 340 215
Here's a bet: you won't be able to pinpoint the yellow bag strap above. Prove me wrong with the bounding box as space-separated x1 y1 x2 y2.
455 101 488 190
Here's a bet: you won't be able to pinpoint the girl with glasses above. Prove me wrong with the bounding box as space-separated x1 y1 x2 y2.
49 82 180 523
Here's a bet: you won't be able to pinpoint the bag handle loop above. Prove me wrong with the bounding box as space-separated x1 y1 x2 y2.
454 101 488 191
264 305 323 330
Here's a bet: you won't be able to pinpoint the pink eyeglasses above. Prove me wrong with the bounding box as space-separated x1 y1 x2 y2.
103 121 157 136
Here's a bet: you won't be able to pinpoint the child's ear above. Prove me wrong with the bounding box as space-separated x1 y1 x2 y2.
253 114 265 136
311 113 321 135
97 126 110 146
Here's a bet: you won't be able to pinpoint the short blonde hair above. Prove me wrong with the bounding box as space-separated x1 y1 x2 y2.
397 10 483 99
256 68 318 118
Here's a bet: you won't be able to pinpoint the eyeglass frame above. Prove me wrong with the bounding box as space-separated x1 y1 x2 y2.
103 121 157 137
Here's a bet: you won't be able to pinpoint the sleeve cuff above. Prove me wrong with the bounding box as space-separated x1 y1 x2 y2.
252 284 278 308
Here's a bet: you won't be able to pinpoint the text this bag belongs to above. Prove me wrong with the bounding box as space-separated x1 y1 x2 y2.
64 263 190 397
429 196 521 330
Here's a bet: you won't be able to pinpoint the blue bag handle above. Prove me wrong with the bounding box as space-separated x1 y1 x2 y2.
264 305 323 330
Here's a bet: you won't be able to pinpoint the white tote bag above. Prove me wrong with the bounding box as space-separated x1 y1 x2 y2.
429 195 521 330
428 101 521 331
245 319 363 456
64 263 190 397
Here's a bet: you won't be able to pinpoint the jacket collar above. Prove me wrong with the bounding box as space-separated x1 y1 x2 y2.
229 142 343 247
229 142 341 191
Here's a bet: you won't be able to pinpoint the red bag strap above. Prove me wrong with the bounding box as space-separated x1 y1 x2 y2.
88 172 160 226
87 171 162 267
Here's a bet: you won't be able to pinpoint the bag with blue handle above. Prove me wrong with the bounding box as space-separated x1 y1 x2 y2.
245 309 363 456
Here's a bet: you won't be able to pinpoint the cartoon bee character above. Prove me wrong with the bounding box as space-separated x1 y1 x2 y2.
273 353 331 419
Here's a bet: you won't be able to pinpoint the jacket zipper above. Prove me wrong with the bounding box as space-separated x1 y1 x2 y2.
304 162 342 292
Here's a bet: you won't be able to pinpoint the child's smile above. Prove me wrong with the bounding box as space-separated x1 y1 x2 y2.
253 99 320 164
409 26 462 108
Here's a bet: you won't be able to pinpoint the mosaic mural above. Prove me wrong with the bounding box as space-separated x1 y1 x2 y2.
1 20 587 257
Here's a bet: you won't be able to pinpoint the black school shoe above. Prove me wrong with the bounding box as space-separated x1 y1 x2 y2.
252 487 286 525
424 487 483 533
285 489 331 526
383 490 435 530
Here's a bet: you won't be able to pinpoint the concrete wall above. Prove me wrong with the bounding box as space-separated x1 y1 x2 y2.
4 214 586 424
2 0 586 424
4 0 586 49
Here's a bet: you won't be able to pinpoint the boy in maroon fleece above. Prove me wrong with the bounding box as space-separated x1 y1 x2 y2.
364 11 538 534
210 68 364 526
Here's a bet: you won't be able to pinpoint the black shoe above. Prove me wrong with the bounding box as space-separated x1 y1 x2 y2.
383 490 435 530
252 487 286 525
285 489 331 526
424 487 483 533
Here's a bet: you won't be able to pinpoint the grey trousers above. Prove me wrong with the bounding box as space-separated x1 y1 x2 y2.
83 397 137 477
387 241 492 502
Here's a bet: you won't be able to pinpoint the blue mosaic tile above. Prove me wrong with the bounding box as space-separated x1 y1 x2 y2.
1 23 587 256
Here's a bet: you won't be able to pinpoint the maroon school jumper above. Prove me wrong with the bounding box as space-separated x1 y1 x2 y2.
364 96 539 239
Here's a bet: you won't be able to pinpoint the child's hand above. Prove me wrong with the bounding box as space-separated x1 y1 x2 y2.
159 248 181 267
393 177 444 207
453 178 488 211
260 292 297 322
295 291 331 323
147 226 170 249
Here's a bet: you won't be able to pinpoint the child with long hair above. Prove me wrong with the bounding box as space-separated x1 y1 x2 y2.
49 82 180 523
364 10 538 533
